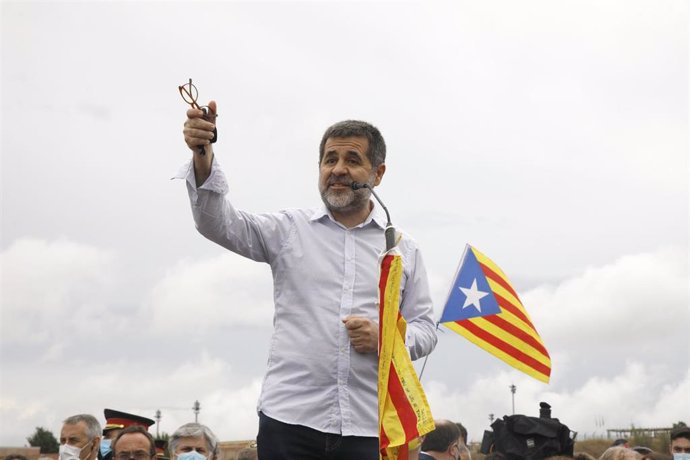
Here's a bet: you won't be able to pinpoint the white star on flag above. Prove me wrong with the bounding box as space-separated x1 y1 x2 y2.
460 278 489 312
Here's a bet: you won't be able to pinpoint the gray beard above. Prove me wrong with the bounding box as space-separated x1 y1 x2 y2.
320 184 372 214
320 175 375 215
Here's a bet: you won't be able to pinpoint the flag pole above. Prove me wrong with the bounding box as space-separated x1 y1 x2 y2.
417 322 440 381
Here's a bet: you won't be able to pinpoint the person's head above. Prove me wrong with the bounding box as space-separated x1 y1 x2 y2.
599 446 642 460
236 448 257 460
111 426 156 460
670 426 690 458
101 410 155 459
457 443 471 460
641 453 671 460
421 419 463 459
60 414 102 460
318 120 387 222
154 439 169 460
168 423 219 460
613 440 630 448
319 120 386 169
4 455 28 460
455 422 468 446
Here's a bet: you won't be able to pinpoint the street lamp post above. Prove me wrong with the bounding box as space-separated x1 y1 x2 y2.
510 384 516 415
155 410 161 437
192 400 201 422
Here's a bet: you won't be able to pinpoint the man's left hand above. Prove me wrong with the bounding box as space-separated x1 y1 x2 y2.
342 316 378 354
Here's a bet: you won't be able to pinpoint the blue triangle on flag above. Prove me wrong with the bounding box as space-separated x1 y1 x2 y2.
439 245 502 323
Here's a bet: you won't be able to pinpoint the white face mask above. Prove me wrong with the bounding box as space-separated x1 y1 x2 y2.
176 452 207 460
59 441 92 460
673 454 690 460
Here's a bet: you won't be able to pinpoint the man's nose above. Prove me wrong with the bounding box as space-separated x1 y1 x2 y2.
332 159 348 175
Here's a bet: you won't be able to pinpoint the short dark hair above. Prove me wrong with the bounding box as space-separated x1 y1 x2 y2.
4 455 28 460
319 120 386 167
456 422 468 444
112 426 156 457
671 426 690 442
422 419 461 453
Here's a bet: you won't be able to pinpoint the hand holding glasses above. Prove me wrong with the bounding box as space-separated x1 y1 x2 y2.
178 78 217 156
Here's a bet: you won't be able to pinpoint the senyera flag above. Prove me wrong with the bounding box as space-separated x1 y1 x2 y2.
378 248 435 459
439 244 551 383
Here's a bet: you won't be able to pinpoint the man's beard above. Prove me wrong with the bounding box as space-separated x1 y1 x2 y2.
320 173 375 214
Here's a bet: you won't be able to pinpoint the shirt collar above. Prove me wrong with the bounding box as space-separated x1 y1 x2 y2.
311 201 387 230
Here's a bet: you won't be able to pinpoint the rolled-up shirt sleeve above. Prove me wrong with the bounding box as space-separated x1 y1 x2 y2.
173 158 292 264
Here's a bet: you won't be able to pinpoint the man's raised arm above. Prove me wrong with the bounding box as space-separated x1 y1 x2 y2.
182 100 217 187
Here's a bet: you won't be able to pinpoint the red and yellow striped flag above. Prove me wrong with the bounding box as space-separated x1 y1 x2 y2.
378 250 435 459
439 244 551 383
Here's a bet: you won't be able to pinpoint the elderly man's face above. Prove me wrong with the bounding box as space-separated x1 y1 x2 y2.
60 422 98 460
61 422 91 448
174 437 210 459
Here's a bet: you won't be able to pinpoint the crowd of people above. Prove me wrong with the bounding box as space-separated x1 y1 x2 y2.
5 408 687 460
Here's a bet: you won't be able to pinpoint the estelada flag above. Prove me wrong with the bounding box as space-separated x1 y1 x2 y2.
378 248 435 459
439 244 551 383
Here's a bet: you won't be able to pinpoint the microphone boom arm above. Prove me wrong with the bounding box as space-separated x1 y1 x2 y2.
352 182 396 251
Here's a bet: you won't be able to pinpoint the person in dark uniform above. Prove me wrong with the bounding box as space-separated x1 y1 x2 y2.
155 439 169 460
101 409 155 460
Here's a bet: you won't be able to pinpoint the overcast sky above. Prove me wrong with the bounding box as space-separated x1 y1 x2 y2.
1 0 688 448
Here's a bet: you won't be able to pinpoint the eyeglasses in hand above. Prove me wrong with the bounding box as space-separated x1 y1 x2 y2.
178 78 218 156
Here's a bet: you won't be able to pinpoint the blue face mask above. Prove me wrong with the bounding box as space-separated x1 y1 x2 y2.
177 452 207 460
99 439 112 458
673 454 690 460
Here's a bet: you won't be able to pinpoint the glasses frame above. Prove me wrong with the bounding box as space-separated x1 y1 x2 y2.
114 450 154 460
177 78 217 156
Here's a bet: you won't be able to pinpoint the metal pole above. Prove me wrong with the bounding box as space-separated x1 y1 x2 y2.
193 400 200 422
510 384 516 415
155 410 161 438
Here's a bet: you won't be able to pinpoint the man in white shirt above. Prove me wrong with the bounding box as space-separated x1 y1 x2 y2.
180 101 437 459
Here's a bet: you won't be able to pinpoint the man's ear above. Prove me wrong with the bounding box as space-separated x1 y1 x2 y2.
91 437 101 460
373 163 386 186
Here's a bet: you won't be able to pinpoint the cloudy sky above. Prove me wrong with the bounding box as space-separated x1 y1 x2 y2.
1 0 688 448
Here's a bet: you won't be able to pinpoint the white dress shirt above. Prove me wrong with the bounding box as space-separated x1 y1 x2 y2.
176 158 437 437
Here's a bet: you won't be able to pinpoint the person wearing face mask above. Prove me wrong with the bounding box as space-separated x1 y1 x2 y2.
168 423 219 460
101 409 155 460
59 414 102 460
670 426 690 460
419 420 463 460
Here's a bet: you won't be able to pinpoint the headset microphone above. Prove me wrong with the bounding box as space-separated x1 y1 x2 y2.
350 182 396 251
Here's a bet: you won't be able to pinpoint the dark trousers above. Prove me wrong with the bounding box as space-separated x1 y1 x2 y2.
256 412 379 460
